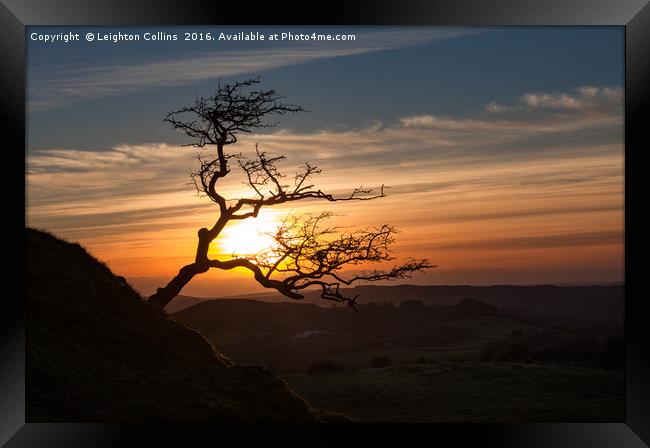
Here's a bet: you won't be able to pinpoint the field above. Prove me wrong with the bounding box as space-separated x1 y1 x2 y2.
283 361 625 422
172 290 625 422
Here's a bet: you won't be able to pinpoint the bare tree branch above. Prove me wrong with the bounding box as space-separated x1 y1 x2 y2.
246 212 435 309
149 77 434 310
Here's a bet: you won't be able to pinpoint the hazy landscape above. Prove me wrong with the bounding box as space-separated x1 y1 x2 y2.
170 287 624 421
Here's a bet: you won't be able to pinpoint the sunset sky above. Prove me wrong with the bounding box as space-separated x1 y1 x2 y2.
26 26 624 297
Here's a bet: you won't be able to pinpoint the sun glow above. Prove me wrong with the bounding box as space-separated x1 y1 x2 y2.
215 211 281 258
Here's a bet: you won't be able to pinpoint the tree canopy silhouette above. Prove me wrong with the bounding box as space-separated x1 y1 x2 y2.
149 77 433 310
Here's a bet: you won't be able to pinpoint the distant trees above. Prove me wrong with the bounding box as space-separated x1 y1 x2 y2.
370 356 392 368
307 360 342 375
480 329 624 369
149 77 433 310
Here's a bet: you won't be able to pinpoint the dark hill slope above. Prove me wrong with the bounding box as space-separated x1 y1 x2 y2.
26 228 331 422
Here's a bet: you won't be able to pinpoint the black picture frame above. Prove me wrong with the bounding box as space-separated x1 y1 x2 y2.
3 1 649 446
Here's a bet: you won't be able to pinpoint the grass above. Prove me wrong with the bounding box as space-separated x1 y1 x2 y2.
283 361 624 422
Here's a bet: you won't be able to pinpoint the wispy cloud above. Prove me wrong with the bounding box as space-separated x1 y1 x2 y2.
485 85 622 114
28 28 480 111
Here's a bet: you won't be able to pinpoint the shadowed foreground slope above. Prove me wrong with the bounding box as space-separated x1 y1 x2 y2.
26 228 339 422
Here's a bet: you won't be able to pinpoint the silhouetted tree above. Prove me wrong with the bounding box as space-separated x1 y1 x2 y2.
149 77 433 310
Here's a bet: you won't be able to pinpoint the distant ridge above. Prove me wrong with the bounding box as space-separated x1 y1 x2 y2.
170 283 623 322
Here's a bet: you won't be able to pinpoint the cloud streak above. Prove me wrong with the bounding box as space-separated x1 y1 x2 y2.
28 28 480 111
486 85 622 114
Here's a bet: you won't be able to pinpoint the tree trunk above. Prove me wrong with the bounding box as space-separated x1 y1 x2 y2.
148 262 209 310
148 227 214 310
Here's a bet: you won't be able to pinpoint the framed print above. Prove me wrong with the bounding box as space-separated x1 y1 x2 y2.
3 0 650 446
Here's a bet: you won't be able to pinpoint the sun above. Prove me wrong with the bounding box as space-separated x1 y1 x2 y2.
214 210 280 257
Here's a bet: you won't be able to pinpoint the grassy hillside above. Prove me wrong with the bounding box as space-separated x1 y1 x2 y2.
26 228 343 422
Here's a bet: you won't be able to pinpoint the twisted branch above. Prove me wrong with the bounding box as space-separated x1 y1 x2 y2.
149 77 433 310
